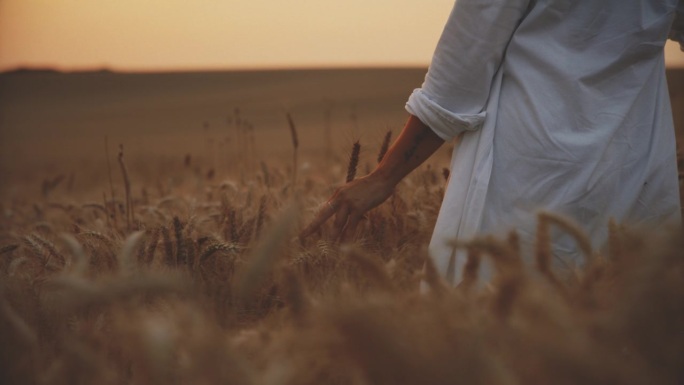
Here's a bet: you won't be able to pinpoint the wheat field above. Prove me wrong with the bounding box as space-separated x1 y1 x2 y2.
1 69 683 385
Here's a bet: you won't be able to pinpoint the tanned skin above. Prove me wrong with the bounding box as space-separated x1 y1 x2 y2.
299 114 445 241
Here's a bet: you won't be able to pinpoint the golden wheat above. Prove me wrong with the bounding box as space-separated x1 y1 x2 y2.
0 126 682 385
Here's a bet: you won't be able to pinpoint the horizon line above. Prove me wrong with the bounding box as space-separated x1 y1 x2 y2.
3 61 684 75
0 62 437 75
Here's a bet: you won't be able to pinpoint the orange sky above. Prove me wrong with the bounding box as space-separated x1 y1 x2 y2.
1 0 683 71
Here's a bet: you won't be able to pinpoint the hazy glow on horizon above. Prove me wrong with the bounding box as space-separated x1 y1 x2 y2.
1 0 683 71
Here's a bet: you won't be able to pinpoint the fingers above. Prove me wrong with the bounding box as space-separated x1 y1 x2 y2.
299 192 367 242
298 200 338 240
331 205 351 240
340 213 362 242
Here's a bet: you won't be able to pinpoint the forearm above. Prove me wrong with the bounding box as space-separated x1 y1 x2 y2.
372 114 445 186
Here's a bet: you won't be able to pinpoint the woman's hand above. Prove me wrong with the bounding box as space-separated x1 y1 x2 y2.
299 114 444 242
299 171 396 241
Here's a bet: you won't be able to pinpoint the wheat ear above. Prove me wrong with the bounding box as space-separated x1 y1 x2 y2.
377 129 392 163
286 112 299 186
346 141 361 183
118 144 133 231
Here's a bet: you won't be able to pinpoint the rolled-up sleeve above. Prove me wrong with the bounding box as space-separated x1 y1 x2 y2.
669 1 684 50
406 0 530 141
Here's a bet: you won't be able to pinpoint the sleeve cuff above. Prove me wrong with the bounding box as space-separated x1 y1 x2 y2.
670 14 684 50
669 31 684 51
405 88 487 141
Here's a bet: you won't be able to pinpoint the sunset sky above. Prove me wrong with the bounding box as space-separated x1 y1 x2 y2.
1 0 683 72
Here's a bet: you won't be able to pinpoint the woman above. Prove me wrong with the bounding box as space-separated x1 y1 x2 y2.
301 0 684 284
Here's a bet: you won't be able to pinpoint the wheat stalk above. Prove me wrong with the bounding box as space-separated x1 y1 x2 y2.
286 112 299 186
255 195 267 238
104 135 116 203
535 212 573 297
118 144 133 231
260 161 271 190
173 216 186 266
423 253 447 297
59 234 89 275
281 267 308 326
538 211 593 261
377 129 392 164
460 247 481 293
143 228 160 266
117 231 145 275
160 226 174 266
346 140 361 183
237 204 298 305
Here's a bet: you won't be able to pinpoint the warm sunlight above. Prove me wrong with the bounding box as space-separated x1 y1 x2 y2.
2 0 682 71
0 0 454 71
1 4 683 383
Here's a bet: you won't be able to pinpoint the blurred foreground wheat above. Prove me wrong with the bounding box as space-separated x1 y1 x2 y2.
1 139 682 385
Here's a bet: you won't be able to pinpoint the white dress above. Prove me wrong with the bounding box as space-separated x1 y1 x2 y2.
406 0 684 283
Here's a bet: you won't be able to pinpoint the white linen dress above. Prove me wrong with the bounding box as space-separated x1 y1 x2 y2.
406 0 684 283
